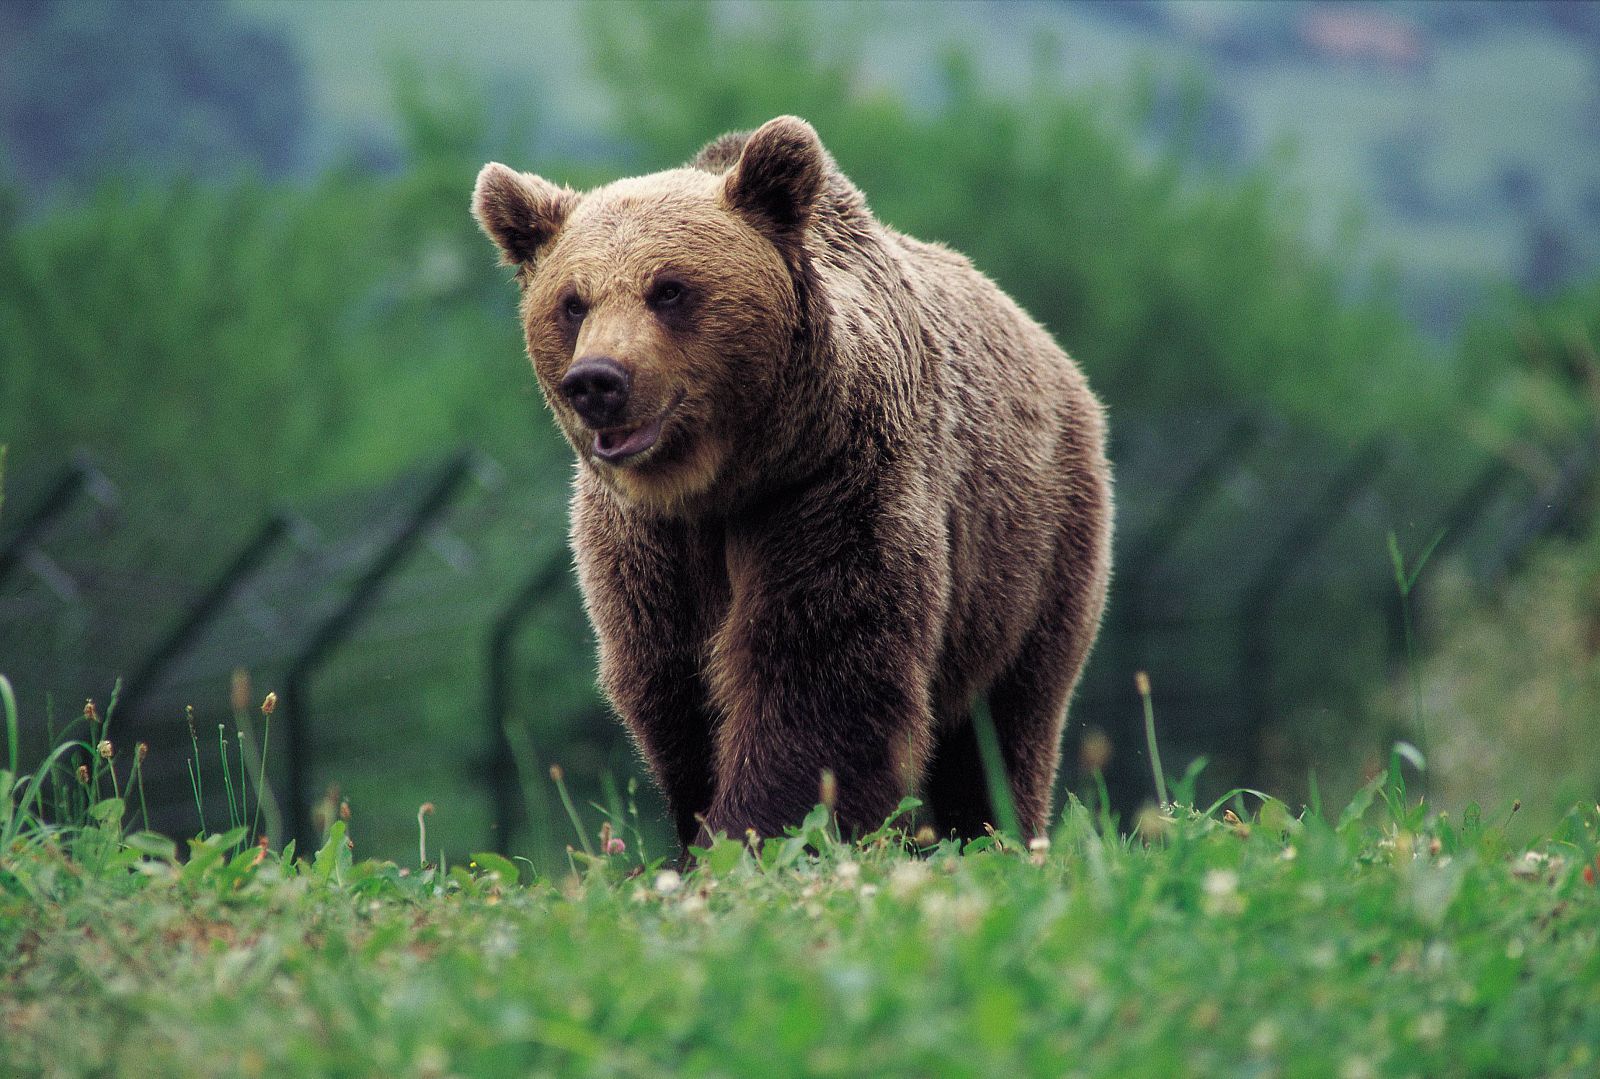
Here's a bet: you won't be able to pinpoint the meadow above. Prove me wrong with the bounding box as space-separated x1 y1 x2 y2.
3 675 1597 1078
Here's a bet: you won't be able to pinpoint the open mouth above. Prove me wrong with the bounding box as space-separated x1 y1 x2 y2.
592 390 685 464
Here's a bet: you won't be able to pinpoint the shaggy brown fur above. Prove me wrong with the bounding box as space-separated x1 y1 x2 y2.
473 117 1112 850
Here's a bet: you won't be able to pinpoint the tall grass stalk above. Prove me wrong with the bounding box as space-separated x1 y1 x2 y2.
186 706 207 833
599 772 626 844
625 776 648 867
104 746 121 804
500 712 554 862
130 744 151 832
2 673 16 776
970 699 1022 840
235 730 251 838
549 764 595 857
245 692 278 846
1387 528 1444 799
418 803 434 868
218 724 239 832
90 680 121 802
1137 671 1168 806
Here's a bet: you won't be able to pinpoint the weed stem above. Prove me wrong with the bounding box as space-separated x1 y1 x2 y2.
1138 671 1167 807
550 765 595 857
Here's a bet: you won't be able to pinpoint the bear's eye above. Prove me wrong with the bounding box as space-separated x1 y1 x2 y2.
648 281 685 309
561 295 587 321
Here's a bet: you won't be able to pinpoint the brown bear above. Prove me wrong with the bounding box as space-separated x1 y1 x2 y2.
472 116 1112 851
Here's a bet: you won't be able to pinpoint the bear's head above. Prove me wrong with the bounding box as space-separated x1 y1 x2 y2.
473 116 829 514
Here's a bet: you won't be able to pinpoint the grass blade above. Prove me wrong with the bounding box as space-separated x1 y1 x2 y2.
218 724 238 834
970 699 1021 841
186 706 206 834
2 674 17 776
549 764 595 857
1136 671 1167 806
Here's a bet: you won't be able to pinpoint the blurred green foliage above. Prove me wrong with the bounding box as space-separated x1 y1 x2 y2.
0 86 559 519
589 4 1445 436
6 1 1575 512
1376 535 1600 835
1456 274 1600 471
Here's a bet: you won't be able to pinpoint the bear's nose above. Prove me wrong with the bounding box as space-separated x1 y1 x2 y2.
559 358 631 428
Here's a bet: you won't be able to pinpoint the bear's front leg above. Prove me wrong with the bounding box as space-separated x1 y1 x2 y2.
702 488 947 840
572 483 725 852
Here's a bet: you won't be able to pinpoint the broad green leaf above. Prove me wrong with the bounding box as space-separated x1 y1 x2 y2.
1337 772 1384 834
470 851 520 885
1392 741 1426 773
313 821 349 885
122 831 177 861
699 834 745 876
859 796 922 844
1172 756 1210 808
89 797 125 827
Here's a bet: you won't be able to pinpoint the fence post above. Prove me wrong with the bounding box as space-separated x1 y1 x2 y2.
1118 415 1257 623
279 452 477 855
1235 442 1387 784
484 557 571 852
1375 456 1517 657
0 459 116 588
1491 427 1599 581
117 513 294 723
1097 415 1256 816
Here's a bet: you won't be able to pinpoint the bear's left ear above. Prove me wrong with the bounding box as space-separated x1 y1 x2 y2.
472 163 576 268
722 116 826 236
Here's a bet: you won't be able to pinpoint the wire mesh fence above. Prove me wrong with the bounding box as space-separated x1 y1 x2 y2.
3 412 1595 864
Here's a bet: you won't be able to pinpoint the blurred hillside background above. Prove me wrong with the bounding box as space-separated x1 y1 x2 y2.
1 0 1597 868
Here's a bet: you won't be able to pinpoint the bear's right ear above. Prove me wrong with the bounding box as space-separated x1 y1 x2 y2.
722 116 826 237
471 163 575 267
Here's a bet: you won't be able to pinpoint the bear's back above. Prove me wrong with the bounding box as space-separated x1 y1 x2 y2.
877 226 1109 706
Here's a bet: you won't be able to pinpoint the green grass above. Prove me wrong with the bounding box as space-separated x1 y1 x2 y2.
2 676 1598 1078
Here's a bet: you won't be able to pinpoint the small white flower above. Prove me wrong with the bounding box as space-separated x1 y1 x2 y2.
888 860 929 899
1339 1056 1375 1079
653 869 682 895
1248 1019 1279 1054
1202 868 1244 916
1511 851 1547 880
1202 869 1239 898
1411 1010 1445 1042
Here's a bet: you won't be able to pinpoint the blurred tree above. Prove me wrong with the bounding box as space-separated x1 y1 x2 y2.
1374 535 1600 832
1456 274 1600 483
0 0 309 192
585 1 1442 440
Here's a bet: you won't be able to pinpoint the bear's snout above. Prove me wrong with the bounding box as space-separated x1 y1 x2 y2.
560 357 632 429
